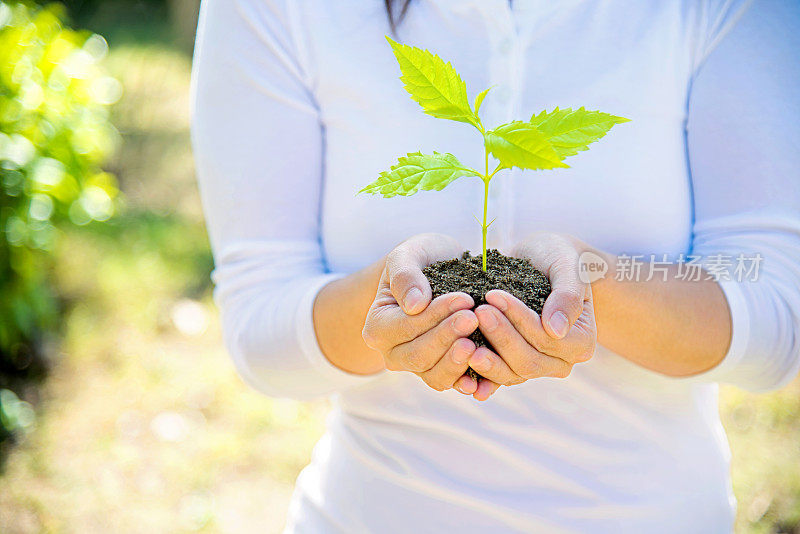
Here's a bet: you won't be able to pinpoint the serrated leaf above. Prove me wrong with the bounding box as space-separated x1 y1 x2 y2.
358 152 480 198
473 87 491 117
386 36 479 128
484 121 568 171
529 107 629 158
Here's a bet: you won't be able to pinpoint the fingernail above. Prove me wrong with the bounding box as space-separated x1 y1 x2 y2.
454 314 476 336
548 311 569 338
478 308 498 332
471 353 490 372
403 287 423 312
452 344 468 365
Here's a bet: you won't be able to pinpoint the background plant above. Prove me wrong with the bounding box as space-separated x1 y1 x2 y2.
0 0 119 450
360 37 628 271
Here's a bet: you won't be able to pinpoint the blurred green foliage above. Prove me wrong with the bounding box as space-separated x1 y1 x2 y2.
0 1 119 442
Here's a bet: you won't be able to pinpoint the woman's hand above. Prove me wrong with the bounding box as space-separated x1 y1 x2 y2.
362 233 487 395
468 232 597 397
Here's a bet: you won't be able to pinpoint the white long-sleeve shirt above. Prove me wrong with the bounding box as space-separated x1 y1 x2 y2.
191 1 800 532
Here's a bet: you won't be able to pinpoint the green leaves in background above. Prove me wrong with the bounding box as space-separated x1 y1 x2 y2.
386 36 481 129
359 152 479 198
484 121 568 171
0 0 119 414
529 107 630 158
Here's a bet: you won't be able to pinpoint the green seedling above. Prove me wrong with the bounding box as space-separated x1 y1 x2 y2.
359 36 629 272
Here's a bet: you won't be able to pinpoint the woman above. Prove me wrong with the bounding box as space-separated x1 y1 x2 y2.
191 0 800 532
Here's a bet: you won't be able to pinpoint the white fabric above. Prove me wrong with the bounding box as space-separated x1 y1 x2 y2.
191 0 800 532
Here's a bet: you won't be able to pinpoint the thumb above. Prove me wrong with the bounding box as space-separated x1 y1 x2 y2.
385 245 432 315
542 255 586 339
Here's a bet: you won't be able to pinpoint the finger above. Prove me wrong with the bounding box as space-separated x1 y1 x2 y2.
476 304 548 376
485 290 595 364
363 291 474 351
385 247 430 315
473 307 573 379
387 309 478 373
418 338 476 391
385 234 461 315
541 254 587 339
570 286 597 363
467 346 526 386
473 379 501 401
454 374 479 395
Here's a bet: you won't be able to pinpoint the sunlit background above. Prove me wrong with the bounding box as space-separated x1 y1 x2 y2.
0 1 797 532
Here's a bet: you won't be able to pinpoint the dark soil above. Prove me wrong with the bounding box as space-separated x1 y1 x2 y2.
423 249 551 382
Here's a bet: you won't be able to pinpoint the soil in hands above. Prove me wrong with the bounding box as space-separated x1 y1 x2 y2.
423 249 552 382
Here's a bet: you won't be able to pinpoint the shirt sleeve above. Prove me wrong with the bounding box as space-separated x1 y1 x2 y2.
190 0 379 400
687 0 800 392
690 0 754 73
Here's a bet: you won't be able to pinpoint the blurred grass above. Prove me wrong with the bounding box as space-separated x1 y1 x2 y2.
0 7 798 533
722 383 800 533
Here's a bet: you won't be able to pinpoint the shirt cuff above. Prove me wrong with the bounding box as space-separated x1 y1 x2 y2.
294 272 385 393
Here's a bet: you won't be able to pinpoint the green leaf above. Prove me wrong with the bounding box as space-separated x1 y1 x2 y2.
484 122 568 171
529 107 629 158
473 87 491 117
358 152 480 198
386 36 479 128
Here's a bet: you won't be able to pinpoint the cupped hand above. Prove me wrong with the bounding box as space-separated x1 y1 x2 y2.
362 233 496 396
468 232 597 396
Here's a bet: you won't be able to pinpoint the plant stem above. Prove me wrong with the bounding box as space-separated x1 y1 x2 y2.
482 179 489 272
481 147 490 272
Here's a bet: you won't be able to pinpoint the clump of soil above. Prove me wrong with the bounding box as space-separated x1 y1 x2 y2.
423 249 551 381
